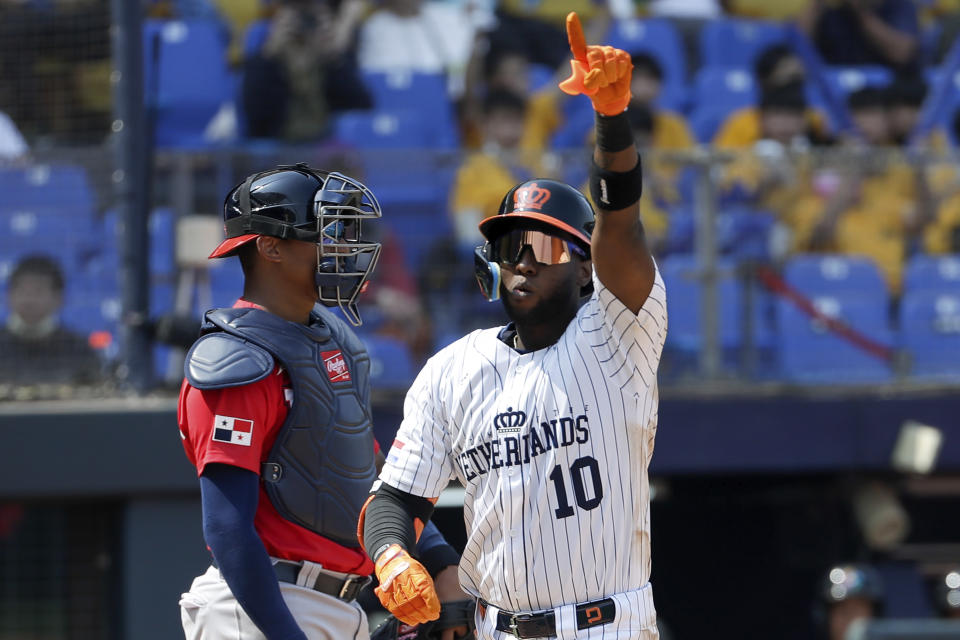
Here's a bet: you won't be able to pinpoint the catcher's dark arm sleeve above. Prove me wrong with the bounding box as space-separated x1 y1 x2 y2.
363 482 435 562
201 464 307 640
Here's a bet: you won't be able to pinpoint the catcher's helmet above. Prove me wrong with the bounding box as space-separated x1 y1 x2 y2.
210 163 381 326
475 179 594 301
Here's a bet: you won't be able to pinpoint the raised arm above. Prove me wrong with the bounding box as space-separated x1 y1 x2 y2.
559 12 656 314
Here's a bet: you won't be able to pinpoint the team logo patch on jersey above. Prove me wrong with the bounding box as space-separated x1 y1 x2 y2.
322 350 351 382
212 415 254 446
513 182 551 211
494 407 526 433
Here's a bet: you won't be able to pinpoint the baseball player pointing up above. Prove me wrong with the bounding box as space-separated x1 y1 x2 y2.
360 12 667 640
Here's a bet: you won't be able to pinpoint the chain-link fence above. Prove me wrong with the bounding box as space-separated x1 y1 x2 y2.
3 145 960 399
0 500 120 640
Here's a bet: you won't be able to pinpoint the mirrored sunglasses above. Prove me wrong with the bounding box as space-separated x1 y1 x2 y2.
491 229 586 266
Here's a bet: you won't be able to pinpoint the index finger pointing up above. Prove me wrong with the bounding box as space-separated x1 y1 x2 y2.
566 11 588 63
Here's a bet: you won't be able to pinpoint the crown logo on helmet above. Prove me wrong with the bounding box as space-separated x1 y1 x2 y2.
513 182 551 211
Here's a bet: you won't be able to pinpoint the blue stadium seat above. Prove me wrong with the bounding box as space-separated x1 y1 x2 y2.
242 19 270 58
783 255 888 302
924 67 960 129
362 334 416 390
661 256 743 353
99 208 177 279
333 109 457 150
206 258 244 311
361 71 447 111
528 63 555 92
687 67 757 142
662 206 774 261
824 65 893 101
550 105 594 149
0 208 97 273
143 19 234 148
699 19 788 68
776 295 894 383
359 71 459 149
903 254 960 296
0 165 94 210
900 291 960 380
605 18 688 111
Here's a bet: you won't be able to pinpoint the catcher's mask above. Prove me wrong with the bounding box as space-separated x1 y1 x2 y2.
210 163 382 326
474 179 594 302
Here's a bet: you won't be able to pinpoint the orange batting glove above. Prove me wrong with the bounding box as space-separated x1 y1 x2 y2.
374 544 441 626
558 11 633 116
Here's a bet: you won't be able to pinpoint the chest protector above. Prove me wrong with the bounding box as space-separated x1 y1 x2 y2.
194 305 376 548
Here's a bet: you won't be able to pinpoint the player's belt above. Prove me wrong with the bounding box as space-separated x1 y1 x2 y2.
212 558 370 601
478 597 616 638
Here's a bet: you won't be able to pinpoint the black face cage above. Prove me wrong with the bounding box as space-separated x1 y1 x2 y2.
311 170 382 326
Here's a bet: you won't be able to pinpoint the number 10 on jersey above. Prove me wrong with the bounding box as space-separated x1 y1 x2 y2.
548 455 604 518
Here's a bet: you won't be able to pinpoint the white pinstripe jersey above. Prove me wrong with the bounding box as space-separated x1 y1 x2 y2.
379 268 667 612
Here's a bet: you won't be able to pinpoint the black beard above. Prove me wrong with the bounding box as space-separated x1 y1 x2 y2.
501 278 581 329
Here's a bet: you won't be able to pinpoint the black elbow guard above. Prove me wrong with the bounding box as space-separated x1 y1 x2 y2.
362 483 434 562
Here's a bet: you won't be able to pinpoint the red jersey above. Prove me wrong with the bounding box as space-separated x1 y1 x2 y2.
177 299 375 576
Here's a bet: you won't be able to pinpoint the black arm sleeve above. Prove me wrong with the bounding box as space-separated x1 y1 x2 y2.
363 482 435 563
201 464 306 640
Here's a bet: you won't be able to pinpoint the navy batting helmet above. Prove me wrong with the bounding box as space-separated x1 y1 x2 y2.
210 163 381 326
474 179 595 301
480 179 594 253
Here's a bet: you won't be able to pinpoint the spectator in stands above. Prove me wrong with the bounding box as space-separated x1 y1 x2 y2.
485 0 601 71
815 563 884 640
356 222 434 363
211 0 262 65
461 46 561 154
148 0 222 20
786 89 916 293
0 0 111 145
357 0 478 99
920 108 960 254
887 74 928 146
847 86 893 146
450 89 543 249
242 0 371 141
715 44 830 149
726 0 807 20
645 0 724 74
0 255 102 386
798 0 920 71
628 53 695 152
0 110 27 160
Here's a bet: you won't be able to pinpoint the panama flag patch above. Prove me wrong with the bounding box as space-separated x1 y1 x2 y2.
212 415 254 446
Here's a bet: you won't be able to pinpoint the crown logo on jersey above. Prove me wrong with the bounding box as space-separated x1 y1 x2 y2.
513 183 551 211
494 407 526 433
